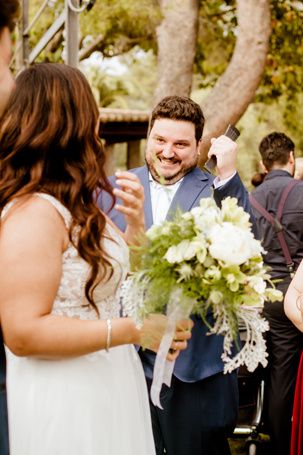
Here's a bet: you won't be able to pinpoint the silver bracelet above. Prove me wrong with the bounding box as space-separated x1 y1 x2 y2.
106 319 112 352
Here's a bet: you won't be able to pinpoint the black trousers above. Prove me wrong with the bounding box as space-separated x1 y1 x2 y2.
263 283 303 455
146 372 238 455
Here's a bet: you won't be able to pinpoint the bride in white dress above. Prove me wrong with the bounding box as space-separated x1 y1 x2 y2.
0 63 192 455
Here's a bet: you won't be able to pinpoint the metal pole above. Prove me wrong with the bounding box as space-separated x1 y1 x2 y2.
22 0 30 68
23 0 50 36
65 0 79 67
28 11 65 65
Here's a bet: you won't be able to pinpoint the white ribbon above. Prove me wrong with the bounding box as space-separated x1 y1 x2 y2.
151 289 194 409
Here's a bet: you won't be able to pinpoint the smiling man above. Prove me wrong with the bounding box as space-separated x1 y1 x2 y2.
146 117 201 184
99 95 253 455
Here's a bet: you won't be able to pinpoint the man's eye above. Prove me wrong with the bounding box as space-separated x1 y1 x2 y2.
175 143 186 148
156 138 165 144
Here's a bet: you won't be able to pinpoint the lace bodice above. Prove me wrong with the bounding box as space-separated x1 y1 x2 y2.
1 193 129 321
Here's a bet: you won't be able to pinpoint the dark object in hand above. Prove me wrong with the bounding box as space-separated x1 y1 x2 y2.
204 124 240 173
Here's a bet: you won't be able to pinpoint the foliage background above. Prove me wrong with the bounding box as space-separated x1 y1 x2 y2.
25 0 303 188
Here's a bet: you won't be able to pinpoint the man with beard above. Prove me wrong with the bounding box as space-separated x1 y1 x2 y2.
98 95 252 455
0 2 19 454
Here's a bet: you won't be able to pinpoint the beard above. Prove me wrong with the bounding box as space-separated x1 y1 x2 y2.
146 155 198 185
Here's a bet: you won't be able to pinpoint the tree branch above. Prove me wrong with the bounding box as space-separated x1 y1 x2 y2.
153 0 199 105
199 0 271 163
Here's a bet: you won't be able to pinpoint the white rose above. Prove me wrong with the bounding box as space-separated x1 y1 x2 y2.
191 206 221 234
248 276 267 294
164 240 191 263
164 237 207 263
208 222 263 265
183 241 201 261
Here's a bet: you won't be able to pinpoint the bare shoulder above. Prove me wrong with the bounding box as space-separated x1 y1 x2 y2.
0 195 68 251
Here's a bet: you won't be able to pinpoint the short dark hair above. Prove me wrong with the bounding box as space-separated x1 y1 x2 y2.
259 132 295 171
251 172 266 188
149 95 205 142
0 0 20 32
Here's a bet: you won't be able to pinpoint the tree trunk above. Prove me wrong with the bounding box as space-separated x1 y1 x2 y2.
153 0 199 106
200 0 271 163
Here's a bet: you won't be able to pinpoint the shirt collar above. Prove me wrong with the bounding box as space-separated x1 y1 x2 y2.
148 172 183 190
264 169 293 181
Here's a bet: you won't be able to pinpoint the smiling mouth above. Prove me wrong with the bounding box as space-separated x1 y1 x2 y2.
158 158 179 166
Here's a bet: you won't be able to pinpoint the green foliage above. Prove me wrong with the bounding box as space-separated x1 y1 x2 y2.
195 0 236 87
27 0 160 62
26 0 303 102
81 47 157 109
28 0 64 63
81 62 128 107
25 0 303 158
257 0 303 106
109 48 157 109
80 0 161 56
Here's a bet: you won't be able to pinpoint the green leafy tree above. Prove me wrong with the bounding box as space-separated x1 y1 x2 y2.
22 0 303 174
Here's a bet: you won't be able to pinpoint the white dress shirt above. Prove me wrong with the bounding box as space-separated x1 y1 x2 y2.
149 171 236 225
149 174 183 225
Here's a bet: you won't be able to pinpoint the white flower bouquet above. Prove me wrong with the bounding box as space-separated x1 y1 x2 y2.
121 197 282 407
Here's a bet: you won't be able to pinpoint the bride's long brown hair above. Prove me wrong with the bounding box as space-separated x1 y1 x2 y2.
0 63 115 310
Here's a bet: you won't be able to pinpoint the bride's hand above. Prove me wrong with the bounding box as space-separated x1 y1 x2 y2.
113 171 145 228
137 314 193 361
112 171 145 245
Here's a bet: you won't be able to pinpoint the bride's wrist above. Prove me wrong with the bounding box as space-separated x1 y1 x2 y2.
123 318 141 345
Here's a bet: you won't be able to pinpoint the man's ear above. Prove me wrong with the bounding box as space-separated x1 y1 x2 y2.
197 139 202 156
260 160 268 173
289 151 295 165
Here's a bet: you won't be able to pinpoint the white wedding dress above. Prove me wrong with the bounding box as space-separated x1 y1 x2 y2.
4 194 156 455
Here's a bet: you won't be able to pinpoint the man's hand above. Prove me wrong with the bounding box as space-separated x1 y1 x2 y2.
208 135 237 181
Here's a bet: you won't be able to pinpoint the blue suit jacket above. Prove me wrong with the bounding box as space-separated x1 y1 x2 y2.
98 165 252 382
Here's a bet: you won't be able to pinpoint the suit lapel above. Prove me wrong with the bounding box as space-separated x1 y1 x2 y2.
136 165 213 227
167 168 213 220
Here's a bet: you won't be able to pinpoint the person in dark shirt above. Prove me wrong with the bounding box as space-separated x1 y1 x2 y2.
250 132 303 455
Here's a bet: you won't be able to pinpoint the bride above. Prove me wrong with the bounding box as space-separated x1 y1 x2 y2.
0 63 192 455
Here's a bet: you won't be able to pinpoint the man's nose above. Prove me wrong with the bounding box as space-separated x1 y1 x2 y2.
162 143 174 158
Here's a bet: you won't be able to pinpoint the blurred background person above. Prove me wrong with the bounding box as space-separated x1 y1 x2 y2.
250 132 303 455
